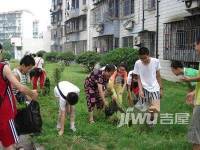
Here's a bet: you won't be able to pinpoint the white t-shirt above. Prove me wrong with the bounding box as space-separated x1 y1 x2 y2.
34 57 44 69
133 58 161 92
54 81 80 111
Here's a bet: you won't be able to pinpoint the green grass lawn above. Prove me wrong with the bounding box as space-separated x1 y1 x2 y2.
30 63 193 150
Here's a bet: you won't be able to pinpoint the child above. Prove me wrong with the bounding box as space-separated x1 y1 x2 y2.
127 70 139 106
84 64 116 124
171 61 198 91
108 63 128 109
133 47 162 127
181 36 200 150
54 81 80 136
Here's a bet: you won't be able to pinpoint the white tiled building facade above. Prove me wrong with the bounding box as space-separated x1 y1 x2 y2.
0 10 39 42
50 0 200 81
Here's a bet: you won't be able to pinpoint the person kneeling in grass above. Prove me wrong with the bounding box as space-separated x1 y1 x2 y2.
54 81 80 136
108 63 128 110
181 36 200 150
84 64 116 124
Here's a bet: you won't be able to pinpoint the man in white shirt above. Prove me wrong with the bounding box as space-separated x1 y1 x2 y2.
54 81 80 136
134 47 163 125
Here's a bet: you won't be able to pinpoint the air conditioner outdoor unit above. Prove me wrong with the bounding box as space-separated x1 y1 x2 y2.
185 0 200 9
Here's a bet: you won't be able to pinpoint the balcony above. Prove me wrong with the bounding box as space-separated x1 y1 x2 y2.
66 9 80 19
50 4 62 14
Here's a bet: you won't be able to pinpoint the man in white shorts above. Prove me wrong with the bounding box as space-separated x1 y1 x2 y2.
54 81 80 136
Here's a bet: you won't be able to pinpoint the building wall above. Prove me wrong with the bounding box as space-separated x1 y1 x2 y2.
51 0 199 81
21 11 36 39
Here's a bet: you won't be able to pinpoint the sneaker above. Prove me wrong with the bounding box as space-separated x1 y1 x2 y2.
70 127 76 132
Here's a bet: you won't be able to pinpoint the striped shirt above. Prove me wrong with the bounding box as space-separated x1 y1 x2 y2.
12 68 28 95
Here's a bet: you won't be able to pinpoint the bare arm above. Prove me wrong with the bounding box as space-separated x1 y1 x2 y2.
97 83 107 106
138 75 144 98
3 65 38 100
156 70 162 89
156 70 163 98
182 76 200 82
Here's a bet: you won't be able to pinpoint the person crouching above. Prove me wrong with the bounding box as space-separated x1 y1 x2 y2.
54 81 80 136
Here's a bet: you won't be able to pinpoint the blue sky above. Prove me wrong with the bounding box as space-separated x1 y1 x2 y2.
0 0 51 32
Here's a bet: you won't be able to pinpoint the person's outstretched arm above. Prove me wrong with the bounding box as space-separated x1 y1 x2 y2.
3 65 38 100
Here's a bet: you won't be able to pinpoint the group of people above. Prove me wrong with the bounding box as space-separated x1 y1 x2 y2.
58 37 200 150
0 44 47 149
0 36 200 149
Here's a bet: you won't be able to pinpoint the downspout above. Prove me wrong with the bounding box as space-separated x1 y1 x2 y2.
142 0 145 31
155 0 160 58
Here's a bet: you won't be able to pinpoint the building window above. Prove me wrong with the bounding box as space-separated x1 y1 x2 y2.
115 0 119 17
163 16 200 62
145 0 156 10
72 0 79 9
82 16 87 30
123 36 133 47
123 0 134 16
83 0 86 5
115 38 119 48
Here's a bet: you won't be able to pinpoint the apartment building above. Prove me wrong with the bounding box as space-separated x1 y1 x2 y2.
0 10 39 42
64 0 88 54
50 0 64 51
50 0 200 81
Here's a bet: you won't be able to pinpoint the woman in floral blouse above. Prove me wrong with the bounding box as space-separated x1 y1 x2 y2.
84 64 116 123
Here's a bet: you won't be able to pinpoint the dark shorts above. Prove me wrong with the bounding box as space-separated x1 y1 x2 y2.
188 105 200 144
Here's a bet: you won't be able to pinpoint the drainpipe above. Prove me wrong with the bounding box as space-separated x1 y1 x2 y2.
142 0 145 31
155 0 160 58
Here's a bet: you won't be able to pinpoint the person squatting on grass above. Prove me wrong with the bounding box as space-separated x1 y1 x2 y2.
108 63 128 109
33 53 46 94
127 70 139 106
84 64 116 124
133 47 163 126
54 81 80 136
0 43 38 150
181 35 200 150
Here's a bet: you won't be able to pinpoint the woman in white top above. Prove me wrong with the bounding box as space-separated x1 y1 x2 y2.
54 81 80 136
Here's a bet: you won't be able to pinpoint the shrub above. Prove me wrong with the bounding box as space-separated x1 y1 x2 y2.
76 51 101 72
2 51 12 60
53 67 62 85
36 50 47 57
45 51 59 62
57 51 75 66
100 48 138 71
